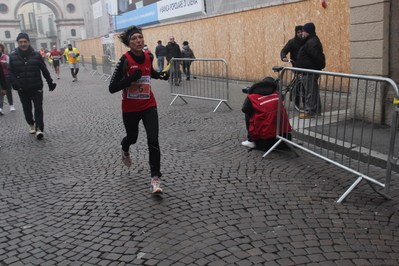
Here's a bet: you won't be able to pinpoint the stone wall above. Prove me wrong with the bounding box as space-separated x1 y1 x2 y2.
350 0 397 125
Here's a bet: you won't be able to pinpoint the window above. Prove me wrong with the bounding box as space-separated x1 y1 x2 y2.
5 31 11 39
37 18 43 34
28 12 36 30
18 14 25 30
71 29 76 36
66 4 75 13
0 4 8 14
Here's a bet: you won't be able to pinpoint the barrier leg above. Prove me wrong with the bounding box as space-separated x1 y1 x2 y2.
213 101 233 112
170 95 188 106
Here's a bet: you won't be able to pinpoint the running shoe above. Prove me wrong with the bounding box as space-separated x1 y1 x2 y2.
121 150 132 167
10 105 15 111
0 108 3 115
151 178 163 194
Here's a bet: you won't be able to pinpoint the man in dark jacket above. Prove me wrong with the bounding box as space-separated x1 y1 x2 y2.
280 25 303 64
165 36 181 85
296 22 326 118
155 40 166 71
280 25 304 110
8 33 56 139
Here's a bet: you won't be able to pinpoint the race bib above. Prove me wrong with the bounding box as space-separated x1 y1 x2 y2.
127 75 151 99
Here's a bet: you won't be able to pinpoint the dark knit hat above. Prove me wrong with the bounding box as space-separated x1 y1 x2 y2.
303 23 315 34
295 25 303 32
17 32 30 42
261 76 277 90
183 41 189 45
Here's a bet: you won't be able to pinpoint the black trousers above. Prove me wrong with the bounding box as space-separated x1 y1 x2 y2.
121 106 161 178
302 73 322 115
18 89 44 131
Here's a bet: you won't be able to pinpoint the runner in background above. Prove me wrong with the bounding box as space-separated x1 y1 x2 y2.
50 45 62 79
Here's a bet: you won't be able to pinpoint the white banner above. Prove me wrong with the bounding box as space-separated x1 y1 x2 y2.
157 0 205 21
93 1 103 19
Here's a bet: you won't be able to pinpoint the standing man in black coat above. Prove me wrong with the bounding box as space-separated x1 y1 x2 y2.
280 25 303 64
296 23 326 118
280 25 304 110
165 36 181 85
8 33 56 139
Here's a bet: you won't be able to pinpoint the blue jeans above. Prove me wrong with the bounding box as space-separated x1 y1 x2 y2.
157 56 165 71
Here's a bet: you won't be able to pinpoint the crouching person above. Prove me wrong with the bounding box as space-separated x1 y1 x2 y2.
241 77 292 151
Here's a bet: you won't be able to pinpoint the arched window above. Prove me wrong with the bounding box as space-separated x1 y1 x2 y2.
71 29 76 36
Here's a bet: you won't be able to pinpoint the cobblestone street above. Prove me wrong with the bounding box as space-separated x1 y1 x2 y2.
1 66 399 266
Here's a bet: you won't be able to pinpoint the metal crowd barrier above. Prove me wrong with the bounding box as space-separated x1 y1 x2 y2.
263 67 399 202
80 55 88 71
100 55 112 82
88 55 98 76
169 58 232 112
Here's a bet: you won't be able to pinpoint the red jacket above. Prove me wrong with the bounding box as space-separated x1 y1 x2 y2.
248 91 292 141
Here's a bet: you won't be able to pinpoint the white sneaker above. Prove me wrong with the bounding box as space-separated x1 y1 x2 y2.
241 140 256 148
36 129 44 139
0 108 3 115
10 105 15 111
151 178 163 194
29 124 36 134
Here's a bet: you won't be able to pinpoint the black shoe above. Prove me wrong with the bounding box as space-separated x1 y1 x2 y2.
186 77 190 80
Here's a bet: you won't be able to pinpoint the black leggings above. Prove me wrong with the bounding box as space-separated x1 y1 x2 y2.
121 106 161 178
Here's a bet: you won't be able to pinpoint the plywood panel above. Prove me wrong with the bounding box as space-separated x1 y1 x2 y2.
77 0 350 81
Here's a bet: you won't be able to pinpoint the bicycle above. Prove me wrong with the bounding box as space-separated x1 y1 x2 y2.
273 60 305 112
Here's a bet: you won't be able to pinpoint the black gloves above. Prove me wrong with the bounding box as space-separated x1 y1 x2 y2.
159 71 169 81
126 69 142 82
48 83 57 91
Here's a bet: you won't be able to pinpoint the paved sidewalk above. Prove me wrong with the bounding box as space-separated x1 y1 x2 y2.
0 67 399 265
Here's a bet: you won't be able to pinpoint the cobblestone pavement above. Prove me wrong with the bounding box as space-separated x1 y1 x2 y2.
1 66 399 266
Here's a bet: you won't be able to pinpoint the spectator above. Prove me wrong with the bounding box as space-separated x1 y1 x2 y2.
181 41 195 80
0 56 7 113
296 22 326 118
0 42 15 114
280 25 304 110
165 36 181 86
7 33 56 139
108 25 169 194
155 40 166 71
280 25 303 64
241 77 292 150
64 44 80 82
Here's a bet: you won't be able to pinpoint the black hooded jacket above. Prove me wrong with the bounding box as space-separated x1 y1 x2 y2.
8 46 53 91
296 33 325 70
280 34 303 63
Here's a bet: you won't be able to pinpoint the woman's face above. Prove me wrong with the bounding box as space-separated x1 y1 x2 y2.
129 33 144 55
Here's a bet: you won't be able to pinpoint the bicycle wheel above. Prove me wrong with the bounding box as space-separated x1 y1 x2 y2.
288 76 305 113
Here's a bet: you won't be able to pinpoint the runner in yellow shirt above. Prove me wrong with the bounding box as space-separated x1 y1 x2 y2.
64 44 80 82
